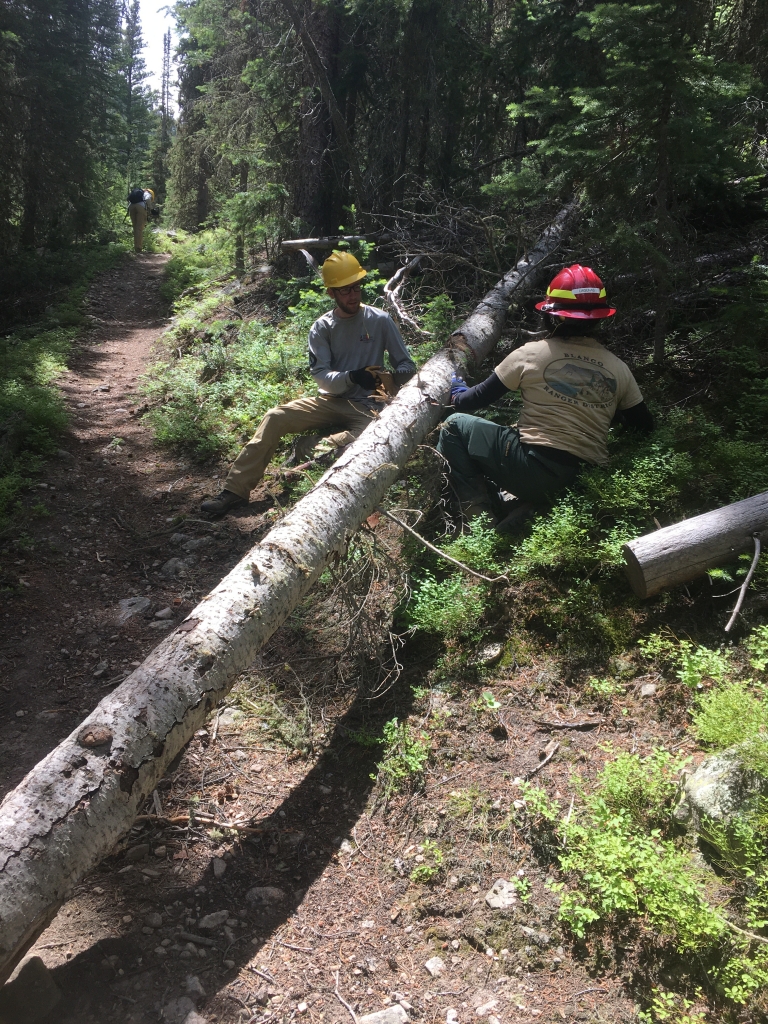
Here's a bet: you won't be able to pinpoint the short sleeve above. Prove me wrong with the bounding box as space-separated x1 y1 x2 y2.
494 349 526 392
617 369 644 411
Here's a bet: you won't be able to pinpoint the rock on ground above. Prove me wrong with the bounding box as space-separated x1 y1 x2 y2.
675 750 768 825
0 956 61 1024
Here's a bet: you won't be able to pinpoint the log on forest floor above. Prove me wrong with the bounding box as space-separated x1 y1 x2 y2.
0 202 576 984
622 489 768 599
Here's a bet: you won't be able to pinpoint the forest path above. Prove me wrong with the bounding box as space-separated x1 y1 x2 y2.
0 254 637 1024
0 252 271 798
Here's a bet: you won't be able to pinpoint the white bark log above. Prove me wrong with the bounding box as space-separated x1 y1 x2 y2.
622 490 768 598
0 203 576 984
281 233 389 251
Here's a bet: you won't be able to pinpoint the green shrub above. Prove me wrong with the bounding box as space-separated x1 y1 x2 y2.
374 718 430 797
691 681 768 752
407 572 486 639
597 749 686 831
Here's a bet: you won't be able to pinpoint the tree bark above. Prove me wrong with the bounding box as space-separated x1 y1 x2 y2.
279 0 367 220
622 490 768 599
0 203 576 985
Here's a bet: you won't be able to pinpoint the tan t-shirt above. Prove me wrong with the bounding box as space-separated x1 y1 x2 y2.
494 336 644 465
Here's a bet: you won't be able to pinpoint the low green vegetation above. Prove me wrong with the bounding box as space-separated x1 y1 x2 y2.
373 718 430 799
0 241 130 533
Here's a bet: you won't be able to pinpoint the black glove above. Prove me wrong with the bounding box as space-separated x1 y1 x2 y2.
349 368 377 389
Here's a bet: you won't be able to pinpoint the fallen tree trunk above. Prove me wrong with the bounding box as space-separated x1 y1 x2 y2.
622 490 768 599
0 202 576 984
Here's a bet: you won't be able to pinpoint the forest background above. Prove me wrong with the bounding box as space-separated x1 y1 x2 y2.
5 1 768 1021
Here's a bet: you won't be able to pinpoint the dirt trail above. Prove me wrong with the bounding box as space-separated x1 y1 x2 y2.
0 253 270 796
0 256 639 1024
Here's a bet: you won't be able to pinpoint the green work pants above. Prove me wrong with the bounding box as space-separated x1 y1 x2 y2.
225 394 376 499
436 413 582 514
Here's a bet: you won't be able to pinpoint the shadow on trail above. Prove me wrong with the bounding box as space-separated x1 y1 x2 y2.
39 684 416 1024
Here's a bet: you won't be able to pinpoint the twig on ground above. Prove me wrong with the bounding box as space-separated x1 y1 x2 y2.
376 507 509 583
525 742 560 779
334 971 358 1024
278 941 315 953
719 916 768 945
248 965 277 985
571 987 607 998
725 533 761 632
534 717 603 730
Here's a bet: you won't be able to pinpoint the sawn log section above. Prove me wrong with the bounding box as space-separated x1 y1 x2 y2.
0 204 575 983
622 489 768 598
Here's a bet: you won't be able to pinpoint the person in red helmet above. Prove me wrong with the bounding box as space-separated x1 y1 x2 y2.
437 264 654 529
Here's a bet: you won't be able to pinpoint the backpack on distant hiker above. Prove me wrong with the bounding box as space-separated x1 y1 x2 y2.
127 188 145 205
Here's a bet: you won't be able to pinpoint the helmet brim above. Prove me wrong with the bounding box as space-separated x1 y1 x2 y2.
535 300 616 319
328 267 368 289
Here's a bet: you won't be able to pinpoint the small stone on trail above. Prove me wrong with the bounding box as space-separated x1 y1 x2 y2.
145 912 163 929
92 661 108 678
198 909 229 931
485 879 517 910
246 886 286 905
212 857 226 878
116 596 151 624
519 926 550 947
162 996 196 1024
183 1013 209 1024
446 1010 458 1024
424 956 446 977
185 975 206 1002
155 606 174 619
358 1006 409 1024
470 642 503 666
125 844 150 862
182 536 213 552
475 999 499 1017
0 955 61 1024
170 533 192 545
160 556 197 578
640 681 657 697
339 839 355 854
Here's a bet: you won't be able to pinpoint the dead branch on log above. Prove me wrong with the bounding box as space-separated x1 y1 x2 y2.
725 534 762 633
281 234 390 251
384 256 430 335
0 203 576 984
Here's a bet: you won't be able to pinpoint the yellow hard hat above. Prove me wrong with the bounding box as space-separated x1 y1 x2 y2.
321 251 367 289
146 188 155 201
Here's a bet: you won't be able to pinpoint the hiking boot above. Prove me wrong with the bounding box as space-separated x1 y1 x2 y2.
200 489 247 515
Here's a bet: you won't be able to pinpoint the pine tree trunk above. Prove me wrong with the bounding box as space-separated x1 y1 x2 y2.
0 203 576 984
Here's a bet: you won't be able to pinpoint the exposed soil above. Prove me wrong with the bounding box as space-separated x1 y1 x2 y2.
0 255 691 1023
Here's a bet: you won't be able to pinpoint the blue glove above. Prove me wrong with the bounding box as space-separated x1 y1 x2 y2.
450 372 469 403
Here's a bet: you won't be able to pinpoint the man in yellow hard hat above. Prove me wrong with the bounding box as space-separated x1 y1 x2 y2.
201 251 416 515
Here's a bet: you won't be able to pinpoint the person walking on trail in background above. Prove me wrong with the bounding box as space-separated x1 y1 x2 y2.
438 264 654 531
201 251 417 516
127 187 154 252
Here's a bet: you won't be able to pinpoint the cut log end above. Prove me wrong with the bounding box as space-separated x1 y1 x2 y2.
621 544 649 599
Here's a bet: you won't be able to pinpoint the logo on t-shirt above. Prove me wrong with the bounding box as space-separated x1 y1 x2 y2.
543 358 617 407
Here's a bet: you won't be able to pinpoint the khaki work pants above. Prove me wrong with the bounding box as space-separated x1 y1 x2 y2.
129 203 148 252
224 394 376 499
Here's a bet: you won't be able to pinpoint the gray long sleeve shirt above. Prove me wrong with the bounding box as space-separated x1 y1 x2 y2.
308 305 416 409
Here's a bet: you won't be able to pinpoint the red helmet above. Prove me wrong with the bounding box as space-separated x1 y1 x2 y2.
535 264 616 319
